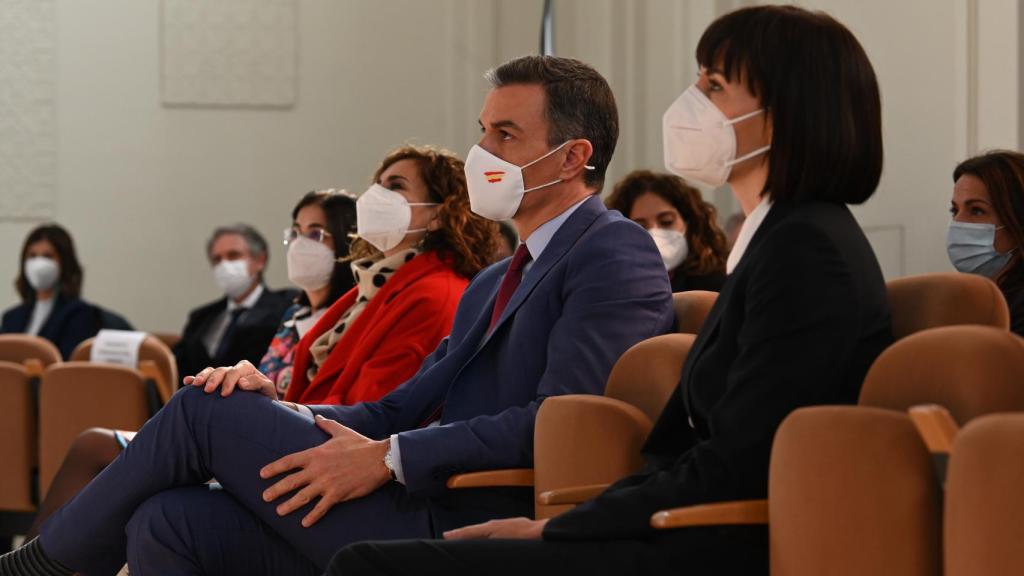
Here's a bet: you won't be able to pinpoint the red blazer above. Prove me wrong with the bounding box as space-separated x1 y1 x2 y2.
285 251 467 406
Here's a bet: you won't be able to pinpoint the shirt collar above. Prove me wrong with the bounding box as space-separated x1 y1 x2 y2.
228 283 264 312
726 196 773 275
523 196 590 262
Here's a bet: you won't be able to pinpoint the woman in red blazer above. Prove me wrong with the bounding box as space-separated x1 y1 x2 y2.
286 250 465 405
280 145 498 405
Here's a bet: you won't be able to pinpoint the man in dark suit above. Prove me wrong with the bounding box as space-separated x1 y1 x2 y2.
172 223 294 380
14 56 673 575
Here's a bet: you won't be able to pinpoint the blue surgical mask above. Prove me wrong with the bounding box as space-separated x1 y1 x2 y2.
946 221 1012 277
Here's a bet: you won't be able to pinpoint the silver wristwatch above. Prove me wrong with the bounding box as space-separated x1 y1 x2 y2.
383 444 397 481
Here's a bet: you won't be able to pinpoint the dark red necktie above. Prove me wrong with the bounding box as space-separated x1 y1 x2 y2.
489 244 532 331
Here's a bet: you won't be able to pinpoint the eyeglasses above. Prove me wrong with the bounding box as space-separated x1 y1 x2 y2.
283 228 333 246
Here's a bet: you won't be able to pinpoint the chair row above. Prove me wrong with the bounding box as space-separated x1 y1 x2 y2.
445 271 1012 517
0 333 178 546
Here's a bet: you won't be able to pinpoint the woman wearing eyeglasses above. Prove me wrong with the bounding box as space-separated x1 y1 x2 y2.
258 189 358 397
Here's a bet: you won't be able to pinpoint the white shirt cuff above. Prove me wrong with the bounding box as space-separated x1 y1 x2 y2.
389 434 406 485
294 403 314 418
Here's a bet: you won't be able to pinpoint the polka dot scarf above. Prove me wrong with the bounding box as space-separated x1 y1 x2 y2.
307 248 421 380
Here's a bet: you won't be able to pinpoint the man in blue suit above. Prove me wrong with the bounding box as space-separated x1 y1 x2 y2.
4 55 673 576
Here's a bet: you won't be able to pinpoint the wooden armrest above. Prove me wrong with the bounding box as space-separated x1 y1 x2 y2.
446 468 534 489
651 499 769 529
23 358 45 379
138 360 172 405
908 404 959 454
537 483 610 506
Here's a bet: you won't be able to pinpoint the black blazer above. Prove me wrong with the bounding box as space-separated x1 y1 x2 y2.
172 287 296 379
1 294 103 359
545 200 893 541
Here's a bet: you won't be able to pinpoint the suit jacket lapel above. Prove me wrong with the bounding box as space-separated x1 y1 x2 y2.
681 202 793 390
479 196 605 349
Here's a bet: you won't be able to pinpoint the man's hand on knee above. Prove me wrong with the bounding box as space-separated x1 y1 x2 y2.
182 360 277 399
259 415 392 528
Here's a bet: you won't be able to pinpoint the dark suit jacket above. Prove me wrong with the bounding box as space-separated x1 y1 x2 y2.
312 195 676 533
172 286 296 379
1 294 103 359
544 200 893 541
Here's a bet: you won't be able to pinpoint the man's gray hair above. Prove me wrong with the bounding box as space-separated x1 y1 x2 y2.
206 223 269 262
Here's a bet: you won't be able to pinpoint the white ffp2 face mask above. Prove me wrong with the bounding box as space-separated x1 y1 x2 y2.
464 141 593 221
356 183 438 253
24 256 60 293
662 84 770 188
213 259 254 300
287 236 337 292
649 228 688 271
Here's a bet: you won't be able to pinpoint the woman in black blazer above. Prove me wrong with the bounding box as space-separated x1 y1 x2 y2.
328 6 893 576
0 224 104 359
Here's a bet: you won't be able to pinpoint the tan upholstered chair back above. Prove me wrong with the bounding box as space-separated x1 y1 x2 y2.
72 334 179 403
673 290 718 335
0 361 38 511
859 326 1024 424
945 414 1024 576
604 333 694 424
769 407 942 576
533 396 650 519
0 334 62 366
887 272 1009 340
531 333 695 519
38 363 150 495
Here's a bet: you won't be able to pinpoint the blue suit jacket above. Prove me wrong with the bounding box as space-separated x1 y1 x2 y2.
312 195 675 531
1 294 102 359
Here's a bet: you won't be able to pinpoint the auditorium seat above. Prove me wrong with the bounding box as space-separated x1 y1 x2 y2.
447 334 696 518
673 290 718 334
0 335 62 550
37 363 153 495
0 334 62 367
887 272 1009 339
652 407 942 576
71 334 179 405
944 413 1024 576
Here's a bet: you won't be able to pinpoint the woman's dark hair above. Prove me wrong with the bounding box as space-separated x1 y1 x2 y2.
953 150 1024 294
292 190 358 307
607 170 728 276
351 145 499 279
696 5 883 204
16 223 84 302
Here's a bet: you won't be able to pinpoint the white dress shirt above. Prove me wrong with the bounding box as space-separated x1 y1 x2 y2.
726 197 773 275
26 297 56 336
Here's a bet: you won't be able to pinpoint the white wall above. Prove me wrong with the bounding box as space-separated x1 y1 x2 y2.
0 0 1021 333
0 0 537 333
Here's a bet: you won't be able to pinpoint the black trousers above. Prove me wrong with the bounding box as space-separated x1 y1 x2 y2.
327 525 767 576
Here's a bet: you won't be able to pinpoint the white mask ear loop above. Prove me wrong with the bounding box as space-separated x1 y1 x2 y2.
721 108 770 168
405 201 441 236
521 141 597 193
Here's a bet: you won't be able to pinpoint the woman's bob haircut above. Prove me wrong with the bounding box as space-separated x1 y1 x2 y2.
696 5 883 204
